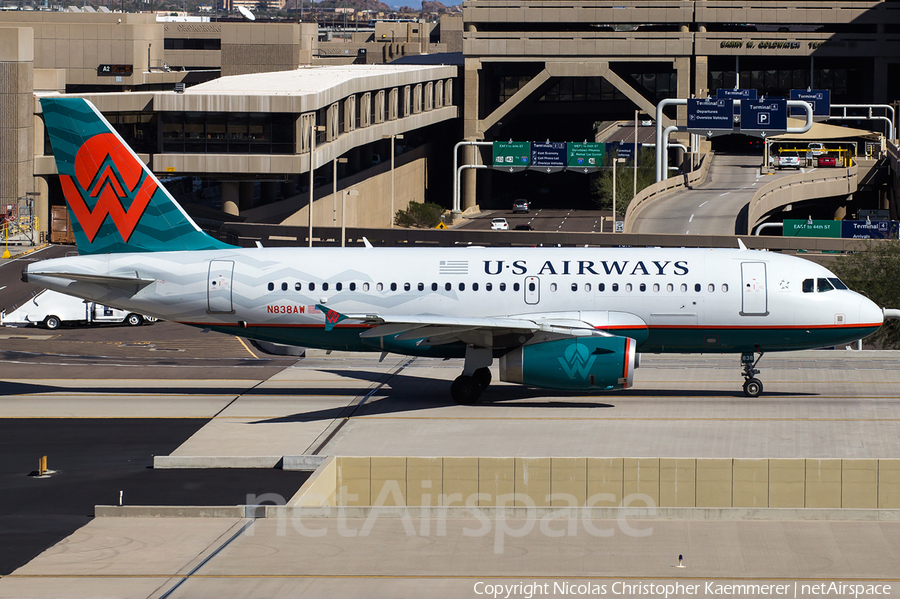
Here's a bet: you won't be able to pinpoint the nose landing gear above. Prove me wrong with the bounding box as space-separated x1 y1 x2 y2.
741 350 764 397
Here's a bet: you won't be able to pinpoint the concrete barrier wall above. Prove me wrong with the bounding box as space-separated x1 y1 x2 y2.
747 163 858 235
623 152 712 233
289 456 900 509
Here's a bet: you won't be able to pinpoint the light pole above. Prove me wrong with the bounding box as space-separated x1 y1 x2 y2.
612 157 625 233
341 189 358 247
633 109 639 200
383 133 403 228
333 156 347 226
309 123 325 247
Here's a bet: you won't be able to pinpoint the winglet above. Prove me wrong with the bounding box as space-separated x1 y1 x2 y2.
317 304 349 331
362 237 373 249
737 238 747 250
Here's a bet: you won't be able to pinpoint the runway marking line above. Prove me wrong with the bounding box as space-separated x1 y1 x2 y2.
357 416 900 422
236 337 259 359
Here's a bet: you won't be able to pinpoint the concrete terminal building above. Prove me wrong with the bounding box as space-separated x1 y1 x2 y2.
1 2 899 239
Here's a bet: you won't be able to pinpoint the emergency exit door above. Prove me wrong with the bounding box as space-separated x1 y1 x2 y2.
208 260 235 313
740 262 768 316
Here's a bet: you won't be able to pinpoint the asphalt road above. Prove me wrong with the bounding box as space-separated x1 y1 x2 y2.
0 245 69 314
629 153 817 236
459 208 617 233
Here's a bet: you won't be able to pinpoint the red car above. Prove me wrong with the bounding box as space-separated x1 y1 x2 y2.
817 155 837 167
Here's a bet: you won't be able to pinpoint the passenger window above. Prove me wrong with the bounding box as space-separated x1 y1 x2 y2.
309 282 316 291
281 282 288 291
376 283 383 291
336 283 342 291
667 283 674 292
390 283 397 291
418 283 424 291
363 282 370 291
653 283 660 292
404 283 410 291
708 284 715 293
500 283 506 291
513 283 520 291
530 282 536 292
599 283 605 292
639 283 646 292
612 283 619 292
432 283 438 291
350 282 357 291
322 282 329 291
817 278 835 292
802 279 814 293
571 283 578 292
722 283 728 292
694 284 701 292
459 283 465 291
681 283 687 292
473 283 479 291
486 282 492 291
585 283 591 292
295 282 302 291
625 283 632 292
268 282 274 291
445 283 452 291
550 283 558 292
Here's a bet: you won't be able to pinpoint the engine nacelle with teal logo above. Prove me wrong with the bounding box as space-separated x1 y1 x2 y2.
499 335 637 391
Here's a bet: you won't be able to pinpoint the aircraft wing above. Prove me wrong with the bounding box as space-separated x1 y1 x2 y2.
316 304 635 348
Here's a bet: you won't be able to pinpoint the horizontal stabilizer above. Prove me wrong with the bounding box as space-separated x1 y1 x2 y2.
28 271 156 287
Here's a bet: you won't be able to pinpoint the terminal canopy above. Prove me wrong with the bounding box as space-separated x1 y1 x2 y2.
770 118 881 142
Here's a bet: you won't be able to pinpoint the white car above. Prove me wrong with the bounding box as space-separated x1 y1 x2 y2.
491 218 509 230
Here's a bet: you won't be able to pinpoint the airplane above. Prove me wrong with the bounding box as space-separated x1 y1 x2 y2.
23 97 894 404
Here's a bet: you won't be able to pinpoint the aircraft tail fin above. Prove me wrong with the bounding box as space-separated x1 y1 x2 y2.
40 97 237 255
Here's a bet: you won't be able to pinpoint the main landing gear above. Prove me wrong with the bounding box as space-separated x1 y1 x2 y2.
741 350 764 398
450 347 493 405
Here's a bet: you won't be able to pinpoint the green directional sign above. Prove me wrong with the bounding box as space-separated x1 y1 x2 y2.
784 219 841 238
567 142 605 172
492 141 531 170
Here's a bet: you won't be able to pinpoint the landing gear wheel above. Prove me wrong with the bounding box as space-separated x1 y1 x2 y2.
473 367 492 390
450 376 482 405
125 313 143 326
743 378 763 398
44 315 60 330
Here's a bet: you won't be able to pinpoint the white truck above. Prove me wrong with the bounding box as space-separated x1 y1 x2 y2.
1 289 156 329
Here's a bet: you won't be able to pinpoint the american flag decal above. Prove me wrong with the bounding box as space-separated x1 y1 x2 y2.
439 260 468 275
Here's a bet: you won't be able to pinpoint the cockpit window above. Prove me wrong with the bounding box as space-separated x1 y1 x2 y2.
828 277 848 290
802 279 814 293
817 278 835 292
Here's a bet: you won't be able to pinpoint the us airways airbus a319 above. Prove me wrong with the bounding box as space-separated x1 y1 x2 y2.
24 97 893 403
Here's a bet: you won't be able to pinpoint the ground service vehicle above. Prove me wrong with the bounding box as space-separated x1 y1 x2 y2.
1 289 155 329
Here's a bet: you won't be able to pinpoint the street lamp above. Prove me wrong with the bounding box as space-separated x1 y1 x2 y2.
383 133 403 228
341 189 358 247
309 123 325 247
333 156 348 226
612 157 626 233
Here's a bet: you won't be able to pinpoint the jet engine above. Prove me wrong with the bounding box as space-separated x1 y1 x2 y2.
499 335 637 391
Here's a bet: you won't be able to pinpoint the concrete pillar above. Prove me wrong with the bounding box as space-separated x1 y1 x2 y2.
222 181 239 216
261 181 279 205
674 56 691 125
0 28 34 218
33 176 49 243
239 182 255 211
461 56 482 212
462 144 478 211
693 55 708 100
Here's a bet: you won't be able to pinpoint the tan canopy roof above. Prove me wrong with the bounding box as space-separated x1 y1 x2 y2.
770 118 881 141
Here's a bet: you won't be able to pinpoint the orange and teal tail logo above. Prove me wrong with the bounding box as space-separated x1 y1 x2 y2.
41 97 235 255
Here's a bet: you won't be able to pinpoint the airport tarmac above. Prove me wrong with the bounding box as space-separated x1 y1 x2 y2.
3 319 900 597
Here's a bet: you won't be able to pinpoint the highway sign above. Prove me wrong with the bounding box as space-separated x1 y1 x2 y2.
717 89 757 101
613 142 641 161
740 98 787 135
567 142 605 172
492 141 531 171
687 98 734 135
530 141 567 172
790 89 831 117
842 220 898 239
784 219 841 238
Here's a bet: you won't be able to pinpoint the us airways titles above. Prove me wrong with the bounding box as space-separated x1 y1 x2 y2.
483 260 690 276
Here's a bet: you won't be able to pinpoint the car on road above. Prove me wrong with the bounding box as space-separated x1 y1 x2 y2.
514 224 533 231
774 153 802 169
512 199 530 213
817 155 838 167
490 218 509 230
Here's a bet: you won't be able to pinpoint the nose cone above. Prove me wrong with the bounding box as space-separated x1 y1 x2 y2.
859 296 884 327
